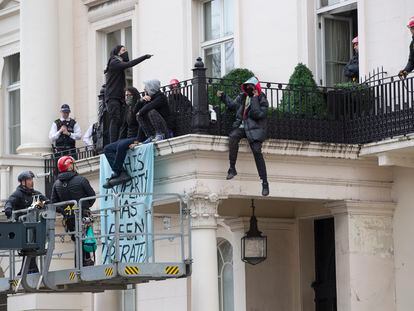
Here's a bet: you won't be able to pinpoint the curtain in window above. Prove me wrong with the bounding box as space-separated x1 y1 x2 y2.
324 18 351 86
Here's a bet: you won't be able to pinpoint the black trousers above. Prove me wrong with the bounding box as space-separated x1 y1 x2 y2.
228 128 267 181
137 109 169 139
107 99 123 143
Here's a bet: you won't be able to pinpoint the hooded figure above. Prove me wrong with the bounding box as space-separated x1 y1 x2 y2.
218 77 269 196
104 45 152 143
119 86 144 139
136 80 171 143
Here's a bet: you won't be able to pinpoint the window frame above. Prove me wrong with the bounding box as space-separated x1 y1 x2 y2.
103 23 133 87
3 53 21 154
217 238 235 311
201 0 235 77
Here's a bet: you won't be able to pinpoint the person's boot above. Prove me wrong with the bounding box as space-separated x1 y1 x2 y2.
103 171 132 189
262 181 269 196
226 167 237 180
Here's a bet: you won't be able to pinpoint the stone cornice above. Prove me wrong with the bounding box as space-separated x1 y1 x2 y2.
155 134 361 160
326 200 396 216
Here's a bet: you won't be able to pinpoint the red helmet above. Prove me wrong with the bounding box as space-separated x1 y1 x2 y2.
57 156 75 172
408 17 414 28
352 36 358 44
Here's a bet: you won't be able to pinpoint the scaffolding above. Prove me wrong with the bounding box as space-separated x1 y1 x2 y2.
0 192 192 293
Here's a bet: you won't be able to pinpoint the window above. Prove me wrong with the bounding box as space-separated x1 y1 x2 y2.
4 54 20 154
202 0 234 77
105 25 133 87
217 239 234 311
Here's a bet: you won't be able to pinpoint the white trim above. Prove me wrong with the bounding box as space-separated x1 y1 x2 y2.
320 15 353 86
316 0 357 14
201 35 234 49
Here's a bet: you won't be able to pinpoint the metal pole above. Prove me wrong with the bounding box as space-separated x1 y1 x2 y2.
114 194 120 263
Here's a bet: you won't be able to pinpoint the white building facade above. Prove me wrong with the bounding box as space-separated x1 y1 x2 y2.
0 0 414 311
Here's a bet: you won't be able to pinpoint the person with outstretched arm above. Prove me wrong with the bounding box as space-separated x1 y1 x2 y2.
104 45 152 143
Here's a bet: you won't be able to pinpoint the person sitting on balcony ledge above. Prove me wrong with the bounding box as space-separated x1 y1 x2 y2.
399 17 414 78
49 104 82 158
344 36 359 82
217 77 269 196
136 79 171 143
104 45 152 143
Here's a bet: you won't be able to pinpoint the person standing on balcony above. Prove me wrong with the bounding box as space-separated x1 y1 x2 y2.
4 171 48 274
136 79 171 143
399 17 414 78
104 45 152 143
218 77 270 196
167 78 192 137
49 104 82 157
344 36 359 82
51 156 96 266
119 87 145 140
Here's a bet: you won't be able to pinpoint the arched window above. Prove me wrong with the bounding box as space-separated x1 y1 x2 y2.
217 238 234 311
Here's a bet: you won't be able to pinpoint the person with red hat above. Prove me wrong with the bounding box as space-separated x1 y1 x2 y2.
399 17 414 78
51 155 96 266
344 36 359 82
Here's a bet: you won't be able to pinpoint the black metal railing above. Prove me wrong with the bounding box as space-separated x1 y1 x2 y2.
44 146 97 197
43 58 414 195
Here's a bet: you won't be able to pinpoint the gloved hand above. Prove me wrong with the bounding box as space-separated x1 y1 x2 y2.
232 120 241 128
4 209 12 218
398 70 408 78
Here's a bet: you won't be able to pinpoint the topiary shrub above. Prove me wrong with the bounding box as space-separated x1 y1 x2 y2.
280 63 326 117
207 68 256 109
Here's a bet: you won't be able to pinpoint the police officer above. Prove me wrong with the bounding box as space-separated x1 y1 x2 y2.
399 17 414 78
4 171 48 274
49 104 82 156
50 156 96 266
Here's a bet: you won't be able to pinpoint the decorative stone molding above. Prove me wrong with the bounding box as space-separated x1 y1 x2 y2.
326 200 396 217
187 193 220 229
86 0 136 23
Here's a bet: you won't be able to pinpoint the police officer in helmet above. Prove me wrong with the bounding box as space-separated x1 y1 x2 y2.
4 171 48 274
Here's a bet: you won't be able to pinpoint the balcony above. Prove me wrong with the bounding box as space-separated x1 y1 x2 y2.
43 58 414 195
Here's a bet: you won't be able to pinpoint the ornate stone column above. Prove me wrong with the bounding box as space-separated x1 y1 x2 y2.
328 200 396 311
188 193 220 311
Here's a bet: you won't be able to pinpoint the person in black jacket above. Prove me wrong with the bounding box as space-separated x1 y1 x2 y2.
137 79 170 143
218 77 269 196
399 17 414 78
167 78 192 137
344 36 359 82
105 45 152 143
51 156 96 266
119 87 145 140
4 171 48 274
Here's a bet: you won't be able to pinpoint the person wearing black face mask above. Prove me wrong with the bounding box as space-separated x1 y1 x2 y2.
104 45 152 143
217 77 270 196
